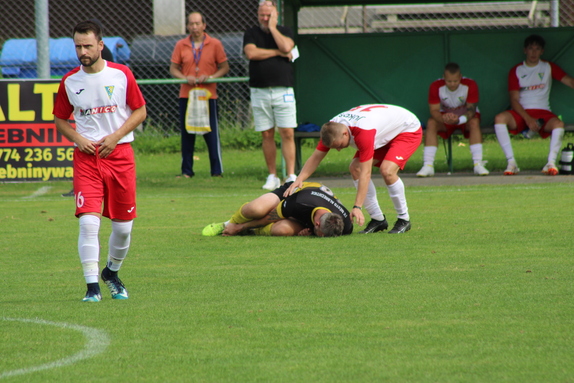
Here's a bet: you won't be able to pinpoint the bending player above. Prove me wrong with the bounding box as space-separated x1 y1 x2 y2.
285 104 422 235
202 182 353 237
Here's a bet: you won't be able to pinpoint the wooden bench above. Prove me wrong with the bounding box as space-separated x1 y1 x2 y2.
295 125 574 173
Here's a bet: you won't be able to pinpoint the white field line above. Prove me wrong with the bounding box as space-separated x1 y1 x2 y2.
0 317 110 379
22 186 52 199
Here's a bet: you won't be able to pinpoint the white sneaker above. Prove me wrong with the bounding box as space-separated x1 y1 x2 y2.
416 165 435 177
503 160 519 175
542 163 558 176
473 161 489 176
262 174 281 190
285 174 297 183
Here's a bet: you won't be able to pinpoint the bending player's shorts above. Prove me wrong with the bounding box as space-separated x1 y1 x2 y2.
250 87 297 131
438 112 482 139
73 143 137 220
355 127 422 169
507 109 557 139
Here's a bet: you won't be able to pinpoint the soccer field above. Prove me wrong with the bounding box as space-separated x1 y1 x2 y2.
1 150 573 382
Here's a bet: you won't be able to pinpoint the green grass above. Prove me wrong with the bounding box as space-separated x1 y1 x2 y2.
1 145 574 382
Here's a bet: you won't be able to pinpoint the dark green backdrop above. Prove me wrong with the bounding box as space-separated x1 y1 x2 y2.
294 27 574 127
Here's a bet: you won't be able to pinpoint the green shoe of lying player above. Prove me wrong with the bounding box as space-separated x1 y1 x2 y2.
202 222 226 236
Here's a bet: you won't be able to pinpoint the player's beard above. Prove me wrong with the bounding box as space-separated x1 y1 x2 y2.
79 54 100 67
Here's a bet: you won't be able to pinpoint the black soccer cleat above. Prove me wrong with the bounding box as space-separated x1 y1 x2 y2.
359 217 389 234
388 219 411 234
101 267 129 299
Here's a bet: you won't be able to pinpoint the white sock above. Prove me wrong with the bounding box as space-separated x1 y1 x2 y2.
548 128 564 165
494 124 515 161
78 215 100 284
353 179 384 221
469 143 483 164
387 178 409 221
423 146 438 166
107 220 133 272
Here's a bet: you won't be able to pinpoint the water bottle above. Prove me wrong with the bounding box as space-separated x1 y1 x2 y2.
521 119 545 139
559 143 574 175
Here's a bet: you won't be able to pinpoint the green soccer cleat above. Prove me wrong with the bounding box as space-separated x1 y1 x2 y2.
202 222 225 236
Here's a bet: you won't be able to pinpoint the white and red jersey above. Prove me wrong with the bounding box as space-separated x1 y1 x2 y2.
53 62 146 144
317 104 421 163
508 60 566 111
428 77 479 116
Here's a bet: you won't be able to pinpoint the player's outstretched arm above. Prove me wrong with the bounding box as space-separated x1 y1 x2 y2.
561 74 574 89
284 149 327 197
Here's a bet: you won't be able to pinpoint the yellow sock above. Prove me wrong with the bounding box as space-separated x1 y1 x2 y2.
253 223 274 236
229 203 250 224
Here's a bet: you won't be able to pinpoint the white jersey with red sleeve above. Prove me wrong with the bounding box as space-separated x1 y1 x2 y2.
53 62 146 144
508 60 566 111
428 77 480 116
316 104 421 163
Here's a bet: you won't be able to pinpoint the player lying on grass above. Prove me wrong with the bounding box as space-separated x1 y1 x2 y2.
202 182 353 237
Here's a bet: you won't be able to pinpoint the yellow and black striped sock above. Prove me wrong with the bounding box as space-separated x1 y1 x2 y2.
253 223 274 236
229 203 250 224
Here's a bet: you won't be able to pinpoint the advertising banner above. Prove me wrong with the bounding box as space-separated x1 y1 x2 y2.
0 79 74 182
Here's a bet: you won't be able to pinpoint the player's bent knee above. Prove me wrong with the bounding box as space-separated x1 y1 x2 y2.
270 221 297 236
494 112 510 124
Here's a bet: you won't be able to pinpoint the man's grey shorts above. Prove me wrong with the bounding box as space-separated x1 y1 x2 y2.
250 87 297 132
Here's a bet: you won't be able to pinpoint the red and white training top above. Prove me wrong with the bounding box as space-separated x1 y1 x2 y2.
428 77 480 116
317 104 421 163
53 61 146 144
508 60 566 111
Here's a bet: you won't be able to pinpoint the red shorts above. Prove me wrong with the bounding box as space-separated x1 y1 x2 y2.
354 127 422 169
438 113 482 139
73 144 137 220
508 109 557 139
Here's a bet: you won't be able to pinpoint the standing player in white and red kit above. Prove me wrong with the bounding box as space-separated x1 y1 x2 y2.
285 104 422 234
417 63 489 177
53 20 147 302
494 34 574 175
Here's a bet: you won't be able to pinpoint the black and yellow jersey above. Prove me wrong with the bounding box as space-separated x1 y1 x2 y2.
275 182 353 235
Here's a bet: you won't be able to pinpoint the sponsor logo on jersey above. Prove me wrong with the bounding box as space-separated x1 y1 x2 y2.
336 112 366 122
75 89 85 95
521 84 545 91
396 156 404 160
105 86 115 99
79 105 118 116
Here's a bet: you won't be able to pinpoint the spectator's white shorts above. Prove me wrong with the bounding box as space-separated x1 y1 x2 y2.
250 87 297 131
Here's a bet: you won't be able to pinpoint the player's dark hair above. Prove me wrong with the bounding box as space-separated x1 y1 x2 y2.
319 213 344 237
73 20 103 41
524 34 545 49
444 62 460 74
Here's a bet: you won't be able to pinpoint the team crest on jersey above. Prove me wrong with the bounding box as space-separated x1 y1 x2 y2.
538 73 544 80
105 86 115 99
458 96 465 103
